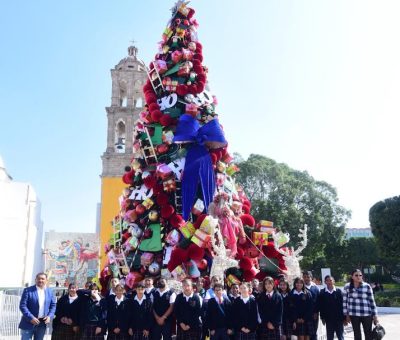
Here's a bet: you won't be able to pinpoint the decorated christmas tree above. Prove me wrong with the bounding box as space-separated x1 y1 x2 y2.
100 0 307 293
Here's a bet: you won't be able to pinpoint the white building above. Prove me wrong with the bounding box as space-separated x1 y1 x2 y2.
0 156 44 287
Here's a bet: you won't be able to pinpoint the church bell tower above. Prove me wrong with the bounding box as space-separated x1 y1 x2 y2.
99 45 147 267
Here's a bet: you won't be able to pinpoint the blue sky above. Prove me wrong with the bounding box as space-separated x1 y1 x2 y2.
1 0 399 233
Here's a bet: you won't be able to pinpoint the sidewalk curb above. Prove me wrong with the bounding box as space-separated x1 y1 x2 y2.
377 307 400 314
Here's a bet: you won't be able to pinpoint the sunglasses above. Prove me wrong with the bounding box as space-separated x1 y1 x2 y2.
354 274 363 277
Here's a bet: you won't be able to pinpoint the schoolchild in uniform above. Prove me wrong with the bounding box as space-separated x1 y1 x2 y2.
290 277 314 340
228 284 240 302
257 277 283 340
128 283 153 340
303 271 320 340
51 283 80 340
151 278 176 340
318 275 345 340
174 278 203 340
105 284 130 340
144 277 156 301
206 283 233 340
232 282 258 340
278 279 293 340
75 283 106 340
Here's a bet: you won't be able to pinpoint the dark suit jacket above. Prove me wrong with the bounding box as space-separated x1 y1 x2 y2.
19 285 56 330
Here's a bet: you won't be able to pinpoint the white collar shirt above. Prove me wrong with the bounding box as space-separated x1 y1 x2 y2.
36 286 46 318
134 294 146 305
241 296 250 303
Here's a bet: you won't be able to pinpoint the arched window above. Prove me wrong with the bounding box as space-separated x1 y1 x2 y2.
115 120 126 153
135 97 143 108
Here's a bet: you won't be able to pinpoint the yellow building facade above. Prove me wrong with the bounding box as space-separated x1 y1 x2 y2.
99 45 147 268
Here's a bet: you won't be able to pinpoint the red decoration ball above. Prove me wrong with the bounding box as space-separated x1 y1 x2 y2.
188 243 205 261
161 204 175 219
240 214 255 227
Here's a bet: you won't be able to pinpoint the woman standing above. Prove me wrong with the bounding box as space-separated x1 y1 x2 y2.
257 277 283 340
76 283 106 340
343 269 379 340
105 284 130 340
51 283 80 340
290 277 314 340
128 282 153 339
278 279 293 340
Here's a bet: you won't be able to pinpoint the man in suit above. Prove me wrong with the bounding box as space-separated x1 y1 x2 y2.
19 272 56 340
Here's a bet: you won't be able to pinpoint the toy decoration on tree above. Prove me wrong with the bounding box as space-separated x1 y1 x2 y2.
101 0 307 292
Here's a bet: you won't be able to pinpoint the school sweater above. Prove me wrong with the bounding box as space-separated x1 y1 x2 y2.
232 296 258 332
174 293 203 329
105 296 130 333
128 295 153 331
318 288 344 322
53 294 79 329
257 291 283 328
290 290 313 322
206 297 233 330
152 289 175 321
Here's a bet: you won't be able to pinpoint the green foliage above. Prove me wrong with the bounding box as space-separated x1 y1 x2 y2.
374 290 400 307
369 195 400 259
235 154 351 275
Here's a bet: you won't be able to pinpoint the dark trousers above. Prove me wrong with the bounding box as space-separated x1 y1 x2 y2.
310 316 318 340
350 316 373 340
325 320 344 340
151 320 172 340
210 328 230 340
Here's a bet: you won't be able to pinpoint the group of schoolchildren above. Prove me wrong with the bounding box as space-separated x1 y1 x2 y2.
51 269 378 340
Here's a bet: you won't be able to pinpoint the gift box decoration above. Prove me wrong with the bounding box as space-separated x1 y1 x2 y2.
162 77 179 92
125 236 139 250
142 198 154 210
166 229 181 246
163 246 173 264
179 222 196 239
139 224 163 252
199 215 218 235
162 130 175 144
191 229 211 248
226 164 239 176
216 173 226 186
172 50 183 64
259 220 275 234
259 257 279 274
154 59 168 74
182 48 194 60
186 260 200 278
156 163 173 180
185 103 198 116
226 274 241 287
162 27 173 41
171 265 187 281
140 252 154 266
274 231 290 247
192 199 204 216
163 177 176 192
175 27 186 38
252 232 269 246
178 61 193 77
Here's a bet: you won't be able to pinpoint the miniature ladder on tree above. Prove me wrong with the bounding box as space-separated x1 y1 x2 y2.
174 180 183 214
112 219 129 272
140 126 158 165
143 60 165 95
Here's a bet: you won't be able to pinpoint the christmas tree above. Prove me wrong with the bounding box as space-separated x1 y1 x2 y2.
100 0 307 293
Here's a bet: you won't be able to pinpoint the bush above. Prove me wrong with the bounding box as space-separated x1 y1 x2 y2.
375 291 400 307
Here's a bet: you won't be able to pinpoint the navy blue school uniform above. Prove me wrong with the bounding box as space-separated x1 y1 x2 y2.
174 292 203 340
144 287 156 301
206 296 233 340
128 295 153 340
232 296 258 340
318 287 344 340
290 289 314 337
105 295 130 340
280 292 294 338
151 288 176 340
257 291 283 340
305 283 320 340
51 294 80 340
75 290 106 340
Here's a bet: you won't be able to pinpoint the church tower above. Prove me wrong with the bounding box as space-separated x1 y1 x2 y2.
99 45 147 267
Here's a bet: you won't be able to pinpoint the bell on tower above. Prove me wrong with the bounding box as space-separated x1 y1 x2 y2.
101 44 147 175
